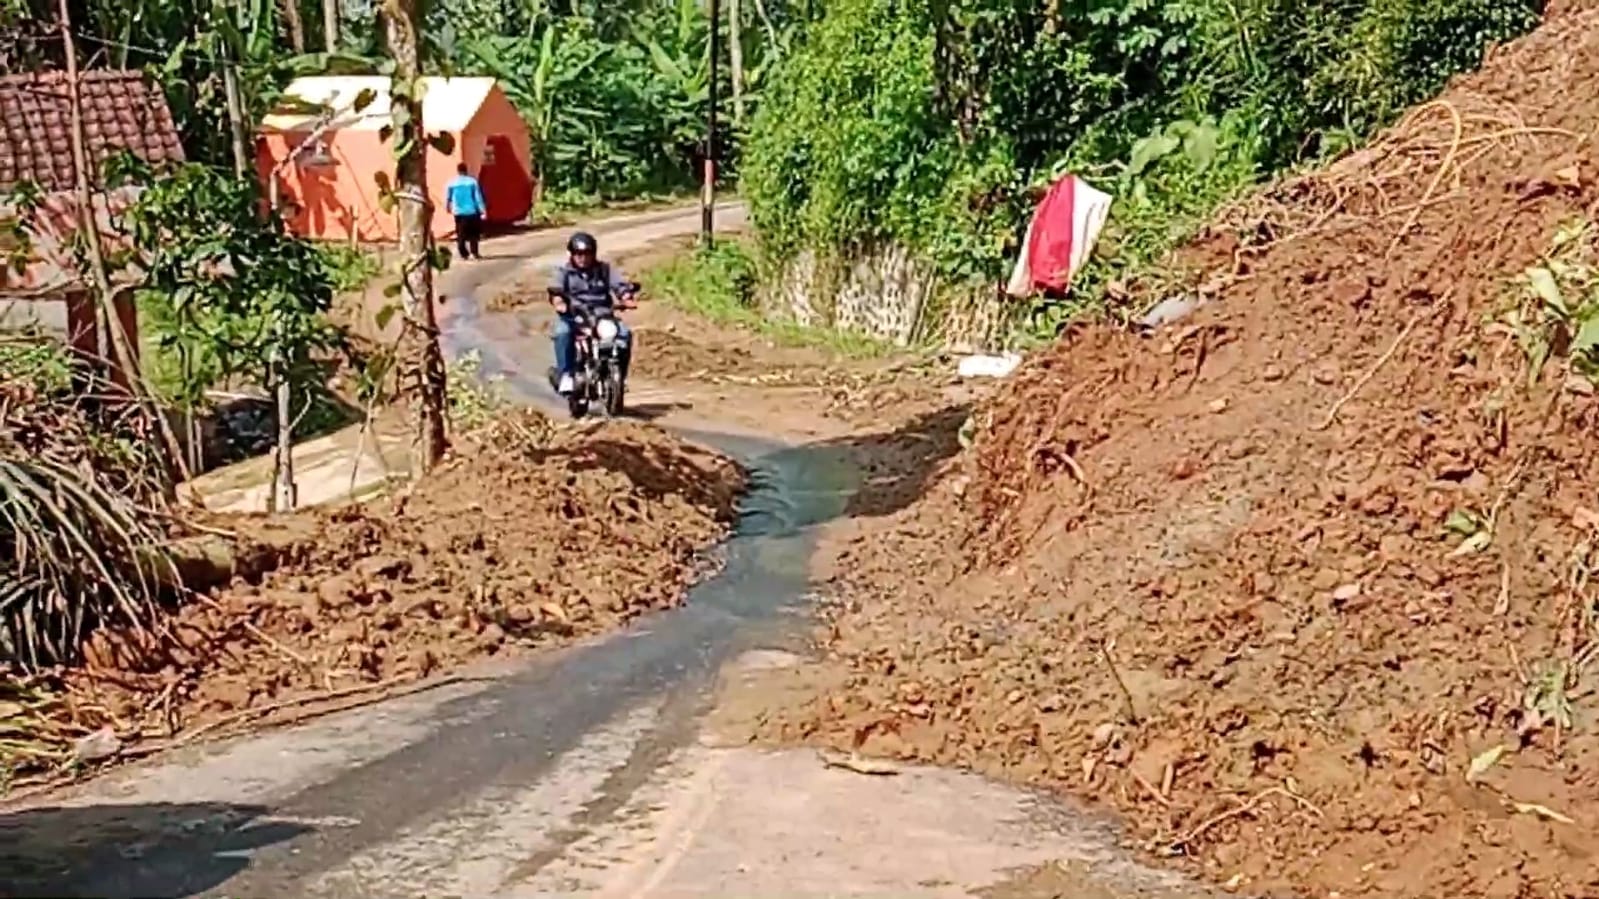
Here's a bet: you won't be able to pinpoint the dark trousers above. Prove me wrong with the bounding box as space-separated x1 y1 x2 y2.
454 213 482 259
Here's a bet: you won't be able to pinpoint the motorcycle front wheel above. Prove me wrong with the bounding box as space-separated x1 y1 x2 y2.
603 369 625 418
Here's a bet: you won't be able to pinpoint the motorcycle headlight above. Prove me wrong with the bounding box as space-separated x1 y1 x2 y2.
595 319 620 342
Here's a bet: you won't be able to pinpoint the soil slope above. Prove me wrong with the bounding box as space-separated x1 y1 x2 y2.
753 8 1599 899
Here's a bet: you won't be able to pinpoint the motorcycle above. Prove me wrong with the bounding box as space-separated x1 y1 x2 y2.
549 285 638 419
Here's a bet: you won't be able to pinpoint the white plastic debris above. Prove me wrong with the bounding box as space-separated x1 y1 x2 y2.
72 726 123 764
957 352 1023 378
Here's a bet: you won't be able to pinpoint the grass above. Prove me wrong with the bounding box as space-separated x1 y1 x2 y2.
0 335 74 396
645 239 895 358
319 244 382 293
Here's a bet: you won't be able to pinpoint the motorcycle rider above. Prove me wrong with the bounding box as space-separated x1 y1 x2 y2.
547 231 634 395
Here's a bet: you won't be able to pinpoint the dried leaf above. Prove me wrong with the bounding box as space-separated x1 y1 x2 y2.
1510 801 1575 824
1466 744 1507 783
818 748 900 776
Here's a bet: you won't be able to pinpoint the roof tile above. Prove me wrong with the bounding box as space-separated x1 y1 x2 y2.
0 70 185 194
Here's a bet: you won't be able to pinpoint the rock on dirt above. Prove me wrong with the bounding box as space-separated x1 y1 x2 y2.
38 410 743 772
746 8 1599 899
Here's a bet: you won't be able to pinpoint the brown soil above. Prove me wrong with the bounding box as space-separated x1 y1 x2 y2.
25 411 741 775
746 8 1599 899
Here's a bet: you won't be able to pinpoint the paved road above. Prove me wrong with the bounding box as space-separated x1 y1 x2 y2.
0 204 1221 899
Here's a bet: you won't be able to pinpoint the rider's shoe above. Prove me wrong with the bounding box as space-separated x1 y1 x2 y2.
557 373 575 394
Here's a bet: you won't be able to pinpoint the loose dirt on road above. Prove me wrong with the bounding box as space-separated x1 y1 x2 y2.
734 7 1599 899
8 410 742 788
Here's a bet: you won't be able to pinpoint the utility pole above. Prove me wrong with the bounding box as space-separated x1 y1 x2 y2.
701 0 719 246
59 0 192 490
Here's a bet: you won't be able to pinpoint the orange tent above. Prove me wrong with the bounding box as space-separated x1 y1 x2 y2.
256 76 535 243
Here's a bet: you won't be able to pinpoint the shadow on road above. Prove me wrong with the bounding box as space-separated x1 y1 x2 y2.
815 404 971 521
624 400 695 421
0 801 311 899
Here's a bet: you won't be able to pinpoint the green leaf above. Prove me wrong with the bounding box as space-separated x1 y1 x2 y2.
1527 266 1566 314
375 302 399 329
382 282 402 299
1182 122 1220 171
1127 133 1180 178
1450 528 1494 558
1445 509 1482 536
1572 313 1599 356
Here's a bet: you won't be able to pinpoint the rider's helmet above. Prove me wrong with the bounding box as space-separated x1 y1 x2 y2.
567 231 598 258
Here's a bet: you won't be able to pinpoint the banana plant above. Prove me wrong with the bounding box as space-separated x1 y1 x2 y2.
465 21 609 186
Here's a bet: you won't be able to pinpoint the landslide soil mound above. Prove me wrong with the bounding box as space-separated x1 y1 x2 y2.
19 412 741 779
757 8 1599 899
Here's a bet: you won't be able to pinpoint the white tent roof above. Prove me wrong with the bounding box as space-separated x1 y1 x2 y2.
261 76 498 133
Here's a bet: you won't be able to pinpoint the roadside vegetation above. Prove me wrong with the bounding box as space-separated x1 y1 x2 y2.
646 240 893 357
742 0 1545 336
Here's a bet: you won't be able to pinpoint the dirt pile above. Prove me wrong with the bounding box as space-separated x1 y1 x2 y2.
11 411 741 785
754 8 1599 899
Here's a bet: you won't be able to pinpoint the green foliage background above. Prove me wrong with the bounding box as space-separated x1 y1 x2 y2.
742 0 1545 322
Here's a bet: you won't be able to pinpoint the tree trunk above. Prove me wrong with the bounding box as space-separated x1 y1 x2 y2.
729 0 744 126
282 0 306 51
222 62 250 178
383 0 449 473
322 0 338 50
58 2 141 393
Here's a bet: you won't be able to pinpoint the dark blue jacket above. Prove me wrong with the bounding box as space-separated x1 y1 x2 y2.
548 261 626 311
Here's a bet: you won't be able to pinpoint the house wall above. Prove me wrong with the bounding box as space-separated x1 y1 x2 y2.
257 83 535 243
0 289 141 389
465 87 535 224
257 129 467 242
0 189 140 293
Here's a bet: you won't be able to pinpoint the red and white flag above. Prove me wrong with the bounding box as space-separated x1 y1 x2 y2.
1006 174 1113 298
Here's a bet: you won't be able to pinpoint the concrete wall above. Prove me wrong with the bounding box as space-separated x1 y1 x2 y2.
759 243 1017 351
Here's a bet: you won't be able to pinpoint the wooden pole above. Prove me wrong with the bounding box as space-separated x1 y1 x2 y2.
702 0 719 246
57 0 136 390
58 0 194 493
729 0 744 126
323 0 339 51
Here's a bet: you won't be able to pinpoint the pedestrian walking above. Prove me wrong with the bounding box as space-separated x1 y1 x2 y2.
446 163 487 260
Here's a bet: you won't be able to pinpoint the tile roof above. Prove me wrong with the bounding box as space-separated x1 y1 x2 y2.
0 70 185 194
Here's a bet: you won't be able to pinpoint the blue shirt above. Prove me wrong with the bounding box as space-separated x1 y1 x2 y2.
446 174 486 217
